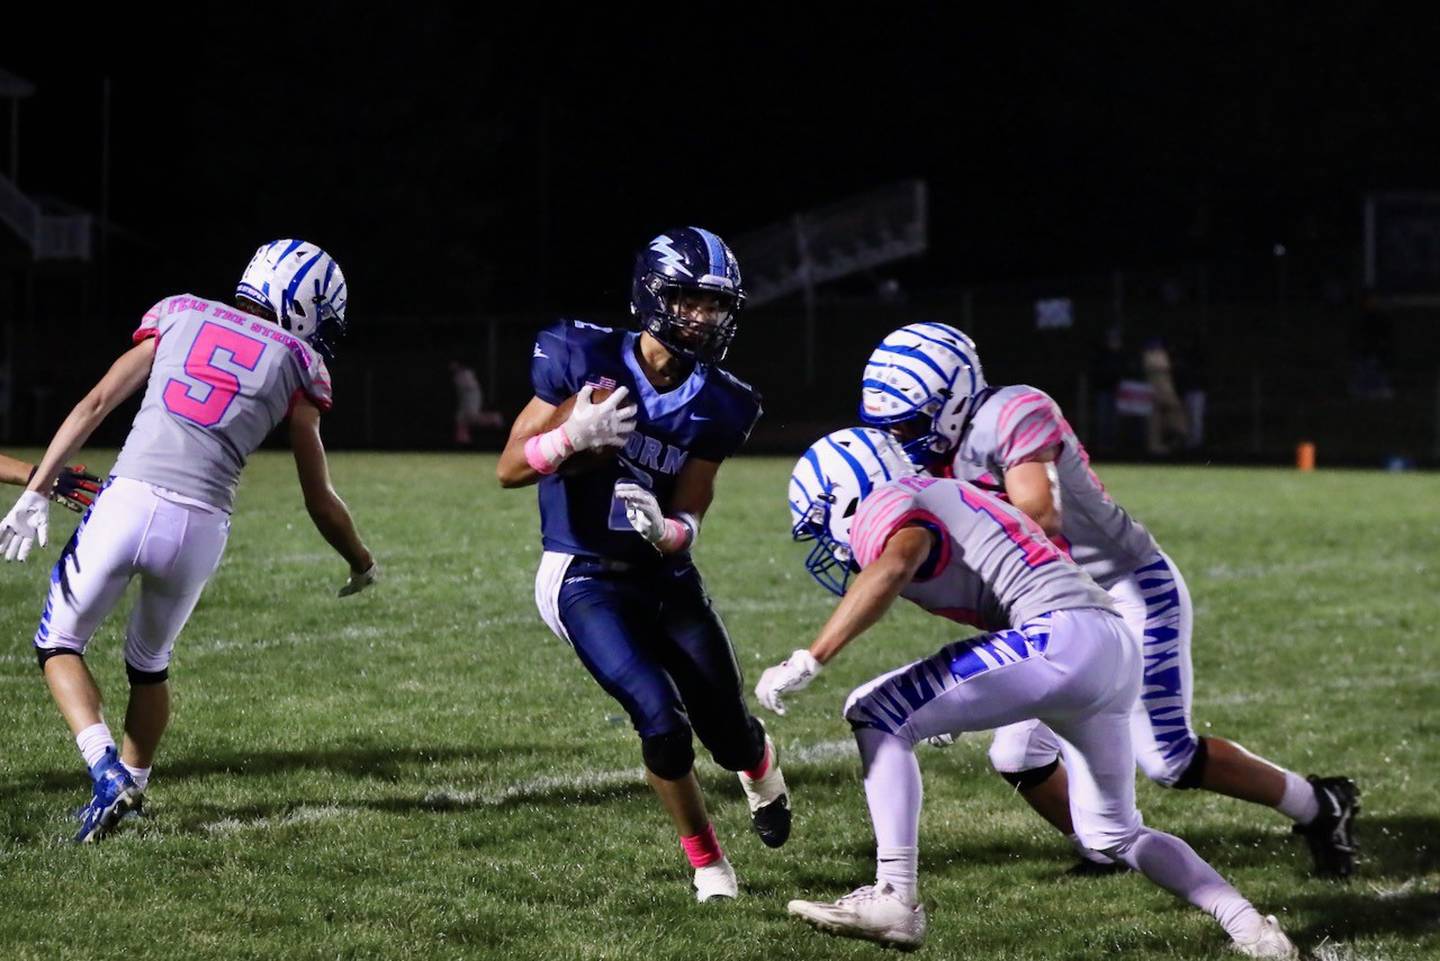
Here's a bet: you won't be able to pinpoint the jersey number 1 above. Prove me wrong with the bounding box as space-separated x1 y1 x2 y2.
163 322 268 427
957 486 1062 568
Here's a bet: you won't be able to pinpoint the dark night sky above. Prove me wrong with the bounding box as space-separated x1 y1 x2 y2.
7 7 1440 317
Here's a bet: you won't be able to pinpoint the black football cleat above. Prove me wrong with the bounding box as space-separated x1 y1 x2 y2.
738 734 792 848
1293 775 1359 878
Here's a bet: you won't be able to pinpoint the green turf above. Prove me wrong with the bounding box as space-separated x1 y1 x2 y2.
1 453 1436 960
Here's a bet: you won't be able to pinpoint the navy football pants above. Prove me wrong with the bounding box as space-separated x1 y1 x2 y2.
542 554 764 773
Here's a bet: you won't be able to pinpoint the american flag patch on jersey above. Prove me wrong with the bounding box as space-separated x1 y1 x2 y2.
586 376 618 392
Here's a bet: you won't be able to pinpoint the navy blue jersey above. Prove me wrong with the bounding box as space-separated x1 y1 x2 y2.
531 319 762 562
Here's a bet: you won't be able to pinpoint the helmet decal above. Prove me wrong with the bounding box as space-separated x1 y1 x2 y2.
631 226 746 364
859 323 987 467
788 428 916 597
236 239 349 360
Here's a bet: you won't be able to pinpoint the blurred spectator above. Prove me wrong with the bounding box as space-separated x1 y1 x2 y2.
1088 326 1127 451
1173 336 1208 450
1141 336 1188 456
450 360 505 445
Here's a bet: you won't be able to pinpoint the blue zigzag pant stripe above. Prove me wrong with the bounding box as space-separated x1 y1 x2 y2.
1135 556 1196 764
848 615 1053 735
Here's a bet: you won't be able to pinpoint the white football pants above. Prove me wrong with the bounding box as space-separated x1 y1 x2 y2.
845 608 1143 852
844 606 1264 941
34 477 230 675
988 549 1199 786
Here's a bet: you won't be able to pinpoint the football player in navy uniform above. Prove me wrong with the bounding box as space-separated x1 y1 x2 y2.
497 227 790 902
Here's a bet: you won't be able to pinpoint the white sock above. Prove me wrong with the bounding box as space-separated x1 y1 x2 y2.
1277 771 1319 824
876 846 919 904
1116 827 1264 944
1069 833 1115 864
76 723 115 771
122 763 151 792
856 727 923 904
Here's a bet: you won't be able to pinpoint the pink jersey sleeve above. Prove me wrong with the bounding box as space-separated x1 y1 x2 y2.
132 297 169 343
304 354 334 412
995 390 1066 468
849 479 952 576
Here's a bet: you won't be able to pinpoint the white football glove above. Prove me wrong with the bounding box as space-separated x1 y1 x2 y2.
0 490 49 562
755 649 822 716
339 562 379 598
562 384 637 452
614 481 665 544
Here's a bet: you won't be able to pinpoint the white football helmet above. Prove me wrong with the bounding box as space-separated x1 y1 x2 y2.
788 427 916 596
859 322 987 466
236 239 349 358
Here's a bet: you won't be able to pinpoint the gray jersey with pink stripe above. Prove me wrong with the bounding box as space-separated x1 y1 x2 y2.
110 294 333 511
948 384 1156 588
849 475 1115 631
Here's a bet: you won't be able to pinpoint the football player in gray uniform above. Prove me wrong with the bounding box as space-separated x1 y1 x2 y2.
854 322 1358 879
0 240 376 842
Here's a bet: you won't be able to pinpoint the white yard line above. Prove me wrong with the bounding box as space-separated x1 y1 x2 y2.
422 732 987 808
194 731 990 831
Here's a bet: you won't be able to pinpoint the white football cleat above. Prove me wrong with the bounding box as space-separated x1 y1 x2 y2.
737 734 791 848
693 857 738 903
787 882 926 948
1232 915 1298 959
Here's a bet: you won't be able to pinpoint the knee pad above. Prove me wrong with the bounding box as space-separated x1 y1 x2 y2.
126 661 169 686
705 714 766 773
641 728 695 781
1170 736 1209 790
35 646 82 671
987 720 1061 775
999 758 1060 792
123 633 172 678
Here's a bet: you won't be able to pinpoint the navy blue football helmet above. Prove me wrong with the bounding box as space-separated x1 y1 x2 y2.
630 227 746 364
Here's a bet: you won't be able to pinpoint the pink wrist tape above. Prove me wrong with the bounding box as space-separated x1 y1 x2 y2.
524 427 574 475
657 512 698 553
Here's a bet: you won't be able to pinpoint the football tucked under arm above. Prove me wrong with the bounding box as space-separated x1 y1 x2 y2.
530 385 634 476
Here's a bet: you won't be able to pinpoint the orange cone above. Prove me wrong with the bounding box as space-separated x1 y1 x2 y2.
1296 442 1316 471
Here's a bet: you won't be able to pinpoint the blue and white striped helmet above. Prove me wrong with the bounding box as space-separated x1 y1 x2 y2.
236 239 349 359
859 322 986 467
788 428 916 596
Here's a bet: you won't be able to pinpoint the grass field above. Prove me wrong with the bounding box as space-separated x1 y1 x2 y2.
1 452 1437 960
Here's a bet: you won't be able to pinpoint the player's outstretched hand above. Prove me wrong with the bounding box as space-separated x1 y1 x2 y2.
339 562 379 598
563 385 637 452
924 733 957 748
0 491 49 562
49 465 103 513
615 481 665 544
755 649 822 716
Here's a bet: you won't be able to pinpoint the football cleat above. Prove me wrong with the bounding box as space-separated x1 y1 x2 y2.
693 857 738 903
788 882 927 949
73 749 142 844
737 734 791 848
1292 775 1360 878
1231 915 1298 959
